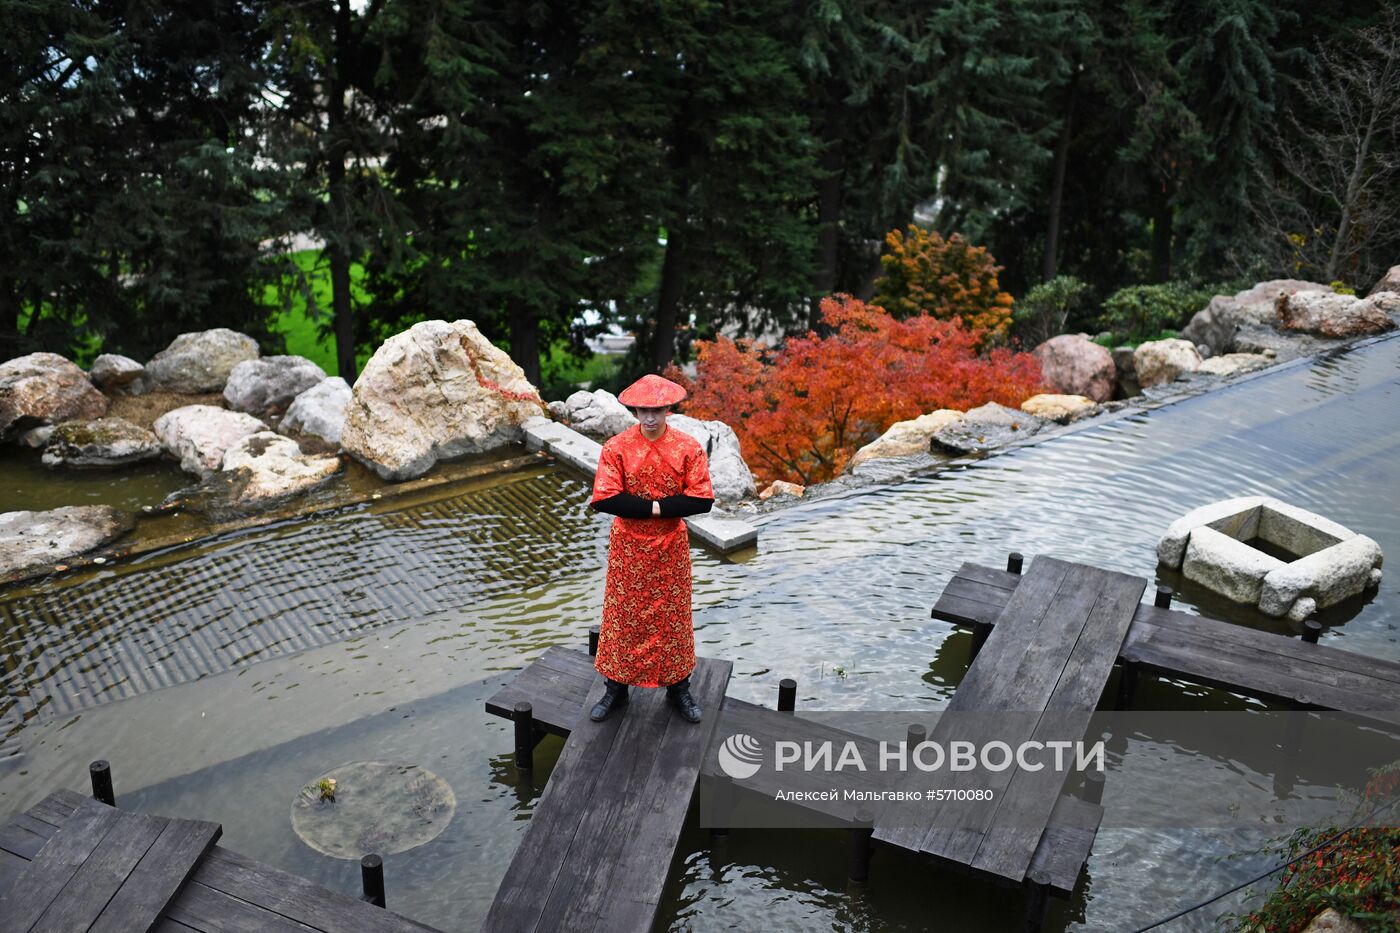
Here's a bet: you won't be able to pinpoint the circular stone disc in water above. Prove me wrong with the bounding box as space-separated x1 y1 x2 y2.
291 761 456 859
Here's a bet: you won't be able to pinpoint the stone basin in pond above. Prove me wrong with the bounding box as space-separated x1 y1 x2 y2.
291 760 456 859
1156 496 1383 622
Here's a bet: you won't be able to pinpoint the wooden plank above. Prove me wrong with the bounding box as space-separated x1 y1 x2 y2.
30 810 169 933
189 846 437 933
1025 795 1102 894
937 563 1400 722
0 797 121 933
86 816 222 933
25 790 87 829
162 878 329 933
483 657 732 933
966 568 1142 883
915 562 1116 868
550 658 730 933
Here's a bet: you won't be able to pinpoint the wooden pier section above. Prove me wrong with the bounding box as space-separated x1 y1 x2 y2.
487 552 1400 929
934 559 1400 727
0 788 437 933
482 657 731 933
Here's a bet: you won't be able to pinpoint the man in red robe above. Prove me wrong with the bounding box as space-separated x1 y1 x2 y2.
588 374 715 723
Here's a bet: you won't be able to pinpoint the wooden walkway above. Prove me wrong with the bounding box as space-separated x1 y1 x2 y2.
874 557 1143 887
482 656 732 933
485 645 1100 897
934 560 1400 727
0 789 438 933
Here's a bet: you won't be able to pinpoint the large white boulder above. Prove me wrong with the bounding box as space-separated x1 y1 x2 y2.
0 506 134 579
1134 338 1201 388
280 377 351 445
1368 265 1400 297
143 328 259 393
222 356 326 415
847 409 964 472
0 352 108 437
153 404 268 478
666 414 757 502
341 320 546 481
41 417 162 468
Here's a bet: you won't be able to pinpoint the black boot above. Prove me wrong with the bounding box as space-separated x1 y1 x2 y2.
666 676 703 723
589 678 630 722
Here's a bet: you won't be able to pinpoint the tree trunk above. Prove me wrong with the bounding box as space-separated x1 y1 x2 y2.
329 0 357 382
508 296 541 387
811 95 846 329
1149 186 1172 283
1043 80 1077 282
652 228 688 372
1326 106 1380 282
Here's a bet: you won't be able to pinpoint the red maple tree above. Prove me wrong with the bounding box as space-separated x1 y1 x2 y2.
667 295 1042 486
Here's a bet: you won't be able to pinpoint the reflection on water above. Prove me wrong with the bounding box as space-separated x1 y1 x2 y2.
1 334 1398 932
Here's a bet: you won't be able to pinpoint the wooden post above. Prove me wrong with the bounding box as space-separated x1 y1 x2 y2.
778 678 796 713
1082 767 1104 806
1114 661 1140 710
360 854 386 908
906 723 926 754
1301 619 1322 644
1154 585 1172 609
89 760 114 807
513 702 535 772
1020 883 1049 933
711 774 733 838
1007 552 1024 575
970 622 992 662
848 808 874 884
588 625 600 656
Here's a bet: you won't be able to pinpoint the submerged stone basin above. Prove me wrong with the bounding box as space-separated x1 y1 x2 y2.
1156 496 1383 621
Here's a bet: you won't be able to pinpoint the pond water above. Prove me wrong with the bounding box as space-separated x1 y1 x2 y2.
2 334 1398 932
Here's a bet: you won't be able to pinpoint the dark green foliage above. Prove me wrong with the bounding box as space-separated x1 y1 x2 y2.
1094 281 1219 343
1012 276 1093 346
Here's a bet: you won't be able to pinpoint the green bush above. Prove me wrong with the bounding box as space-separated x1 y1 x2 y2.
1012 276 1093 346
1094 282 1219 344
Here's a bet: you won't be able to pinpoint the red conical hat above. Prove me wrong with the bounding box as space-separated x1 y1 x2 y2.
617 373 687 407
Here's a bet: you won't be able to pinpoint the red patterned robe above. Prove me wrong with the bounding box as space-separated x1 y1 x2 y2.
591 423 714 687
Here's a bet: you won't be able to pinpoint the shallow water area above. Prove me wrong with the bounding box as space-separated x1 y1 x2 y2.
2 334 1399 932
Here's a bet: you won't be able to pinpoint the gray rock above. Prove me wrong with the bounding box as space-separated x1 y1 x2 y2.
341 320 546 481
558 388 637 439
1134 338 1202 388
1277 290 1398 339
41 417 162 468
152 404 268 478
1367 265 1400 297
280 377 351 445
18 425 54 448
1197 353 1272 378
931 402 1046 454
667 414 757 502
0 505 134 579
0 352 109 437
1183 279 1334 355
1032 335 1115 402
222 355 327 415
88 354 145 393
143 328 260 393
218 432 340 507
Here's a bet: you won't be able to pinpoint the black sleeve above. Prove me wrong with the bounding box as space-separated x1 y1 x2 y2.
657 494 714 518
591 492 654 519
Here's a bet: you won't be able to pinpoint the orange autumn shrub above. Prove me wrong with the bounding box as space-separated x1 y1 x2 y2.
666 295 1042 487
872 225 1014 342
